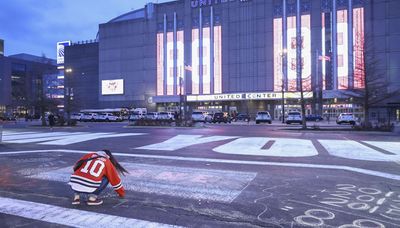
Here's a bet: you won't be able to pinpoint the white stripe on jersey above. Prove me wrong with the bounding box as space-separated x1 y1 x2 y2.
70 175 102 184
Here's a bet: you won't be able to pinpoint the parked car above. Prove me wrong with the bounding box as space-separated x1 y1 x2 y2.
158 112 175 120
235 113 250 122
336 113 356 125
212 112 230 123
129 112 145 121
82 113 99 122
0 114 16 121
205 113 213 123
255 111 272 124
70 113 83 121
145 112 159 120
98 113 121 122
191 111 206 122
286 111 303 124
305 114 323 122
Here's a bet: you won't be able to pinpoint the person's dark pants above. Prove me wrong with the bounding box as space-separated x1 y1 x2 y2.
92 177 109 195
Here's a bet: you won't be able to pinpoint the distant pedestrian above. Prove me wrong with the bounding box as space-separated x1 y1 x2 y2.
48 113 55 129
69 149 128 206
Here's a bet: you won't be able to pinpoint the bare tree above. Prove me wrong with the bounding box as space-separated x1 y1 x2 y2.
34 54 58 126
340 37 399 127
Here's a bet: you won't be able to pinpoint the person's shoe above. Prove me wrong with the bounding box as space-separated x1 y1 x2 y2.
87 196 103 206
72 194 80 205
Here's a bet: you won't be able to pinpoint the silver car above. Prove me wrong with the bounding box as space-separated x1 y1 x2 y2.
256 111 272 124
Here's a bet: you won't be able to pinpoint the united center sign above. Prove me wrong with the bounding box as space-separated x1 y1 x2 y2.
191 0 251 8
186 92 312 102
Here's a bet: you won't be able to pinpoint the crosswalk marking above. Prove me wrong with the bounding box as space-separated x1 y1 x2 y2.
319 140 400 162
136 134 237 151
2 149 400 181
28 162 257 203
4 132 87 144
2 131 146 145
0 196 182 228
40 133 143 145
213 137 318 157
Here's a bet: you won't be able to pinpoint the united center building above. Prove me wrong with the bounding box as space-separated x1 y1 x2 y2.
64 0 400 120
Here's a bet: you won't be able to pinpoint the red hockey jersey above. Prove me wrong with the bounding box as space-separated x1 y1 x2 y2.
68 151 125 197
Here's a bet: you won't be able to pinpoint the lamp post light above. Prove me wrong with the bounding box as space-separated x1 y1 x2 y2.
280 49 287 123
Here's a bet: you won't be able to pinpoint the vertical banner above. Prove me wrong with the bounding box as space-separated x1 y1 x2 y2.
321 13 326 90
353 7 365 89
202 27 211 94
301 15 311 91
273 18 283 92
214 25 222 94
337 10 349 89
166 32 174 95
287 16 297 91
157 33 164 95
177 30 185 94
192 29 200 95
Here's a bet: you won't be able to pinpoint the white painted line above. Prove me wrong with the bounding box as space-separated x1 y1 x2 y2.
3 132 80 141
29 163 257 203
1 130 146 145
39 133 145 145
136 134 237 151
0 196 182 228
3 131 36 136
213 137 318 157
1 149 400 181
4 132 89 144
319 139 400 162
363 141 400 155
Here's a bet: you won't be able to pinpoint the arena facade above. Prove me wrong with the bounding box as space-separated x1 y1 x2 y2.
64 0 400 120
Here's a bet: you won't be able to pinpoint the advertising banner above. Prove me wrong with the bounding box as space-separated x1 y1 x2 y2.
101 79 124 95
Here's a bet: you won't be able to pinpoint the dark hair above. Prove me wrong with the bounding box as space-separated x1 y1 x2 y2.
103 149 129 176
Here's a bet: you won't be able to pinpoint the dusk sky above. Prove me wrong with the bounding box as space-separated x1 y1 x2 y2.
0 0 172 59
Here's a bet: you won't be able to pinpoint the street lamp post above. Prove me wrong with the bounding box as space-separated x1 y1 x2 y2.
65 68 72 125
179 76 183 123
280 49 287 123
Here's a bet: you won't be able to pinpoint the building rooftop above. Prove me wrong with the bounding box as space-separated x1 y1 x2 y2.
9 53 56 65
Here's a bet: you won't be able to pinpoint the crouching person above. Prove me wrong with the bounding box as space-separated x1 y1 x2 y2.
68 149 128 205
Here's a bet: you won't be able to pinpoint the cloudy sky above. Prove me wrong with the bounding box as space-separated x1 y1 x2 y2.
0 0 172 59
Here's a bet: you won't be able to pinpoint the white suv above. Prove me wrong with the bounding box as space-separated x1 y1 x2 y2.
286 111 303 124
129 112 145 121
145 112 159 120
98 113 121 122
336 113 356 125
255 111 272 124
158 112 175 120
71 113 83 121
191 111 206 122
82 113 98 122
